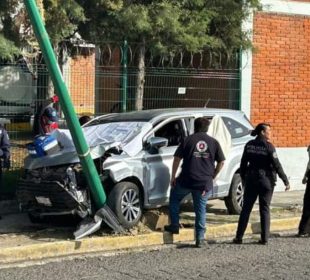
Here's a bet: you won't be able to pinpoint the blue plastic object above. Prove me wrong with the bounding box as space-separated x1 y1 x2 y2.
27 135 59 157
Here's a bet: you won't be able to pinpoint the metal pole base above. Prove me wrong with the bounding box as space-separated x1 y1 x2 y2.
74 204 125 240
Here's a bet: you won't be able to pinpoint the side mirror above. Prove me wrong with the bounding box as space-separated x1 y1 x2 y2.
146 137 168 154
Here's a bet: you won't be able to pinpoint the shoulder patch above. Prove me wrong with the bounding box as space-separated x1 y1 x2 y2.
272 152 278 159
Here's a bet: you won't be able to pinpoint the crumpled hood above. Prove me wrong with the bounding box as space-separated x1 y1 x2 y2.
24 122 152 170
24 142 120 170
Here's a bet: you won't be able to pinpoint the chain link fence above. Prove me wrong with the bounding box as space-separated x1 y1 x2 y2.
0 42 240 194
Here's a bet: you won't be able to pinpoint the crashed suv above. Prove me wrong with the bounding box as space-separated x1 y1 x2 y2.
17 108 253 229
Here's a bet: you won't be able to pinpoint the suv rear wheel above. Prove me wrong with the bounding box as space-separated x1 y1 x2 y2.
107 181 142 229
224 173 244 214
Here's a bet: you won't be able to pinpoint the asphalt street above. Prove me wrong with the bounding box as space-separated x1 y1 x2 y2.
0 235 309 280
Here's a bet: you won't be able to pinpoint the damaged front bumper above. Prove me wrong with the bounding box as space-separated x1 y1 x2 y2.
17 177 92 219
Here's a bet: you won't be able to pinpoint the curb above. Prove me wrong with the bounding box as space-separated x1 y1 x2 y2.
0 217 300 265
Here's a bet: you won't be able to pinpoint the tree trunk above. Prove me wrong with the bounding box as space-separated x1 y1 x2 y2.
135 41 146 111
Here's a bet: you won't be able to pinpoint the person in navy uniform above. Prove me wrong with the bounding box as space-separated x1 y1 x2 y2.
297 145 310 237
0 124 11 208
164 117 225 247
233 123 290 245
0 124 10 173
39 95 59 134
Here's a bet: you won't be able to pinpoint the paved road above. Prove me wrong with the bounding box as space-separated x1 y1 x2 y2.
0 236 309 280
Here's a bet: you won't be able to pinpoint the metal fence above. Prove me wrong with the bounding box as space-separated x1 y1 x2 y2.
0 43 240 193
96 67 240 113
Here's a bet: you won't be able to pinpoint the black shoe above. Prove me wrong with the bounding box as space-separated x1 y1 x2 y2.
195 239 206 248
296 232 308 237
258 240 268 245
164 225 179 234
232 238 243 244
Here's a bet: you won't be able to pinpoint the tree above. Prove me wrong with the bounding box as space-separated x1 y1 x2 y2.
0 34 20 60
0 0 23 60
78 0 260 110
0 0 86 133
0 0 85 61
1 0 261 110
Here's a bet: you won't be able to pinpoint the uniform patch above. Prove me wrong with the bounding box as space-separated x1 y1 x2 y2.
196 141 208 153
272 152 278 158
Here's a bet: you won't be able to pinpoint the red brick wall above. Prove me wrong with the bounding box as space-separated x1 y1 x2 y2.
69 52 96 115
251 12 310 147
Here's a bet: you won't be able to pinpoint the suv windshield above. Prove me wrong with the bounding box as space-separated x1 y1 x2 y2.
54 122 148 151
84 122 146 147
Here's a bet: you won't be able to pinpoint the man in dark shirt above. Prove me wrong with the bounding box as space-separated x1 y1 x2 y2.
164 117 225 247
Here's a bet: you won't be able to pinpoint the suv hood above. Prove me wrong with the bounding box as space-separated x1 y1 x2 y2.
24 122 152 170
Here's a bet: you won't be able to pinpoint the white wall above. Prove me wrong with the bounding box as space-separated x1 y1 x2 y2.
275 148 308 192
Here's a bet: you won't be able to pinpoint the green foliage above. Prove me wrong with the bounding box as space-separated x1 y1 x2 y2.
0 0 86 59
205 0 261 50
0 0 23 59
78 0 261 54
0 34 20 60
0 0 261 59
44 0 86 45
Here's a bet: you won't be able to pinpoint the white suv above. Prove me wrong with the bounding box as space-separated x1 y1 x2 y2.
17 108 253 229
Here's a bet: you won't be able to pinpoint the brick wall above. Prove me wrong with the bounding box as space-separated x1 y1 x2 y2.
251 12 310 147
69 52 96 115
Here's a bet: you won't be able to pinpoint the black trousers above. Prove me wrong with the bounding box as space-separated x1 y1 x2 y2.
0 164 2 186
236 174 274 242
298 181 310 234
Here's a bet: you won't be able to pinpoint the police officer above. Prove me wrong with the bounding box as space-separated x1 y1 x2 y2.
297 145 310 237
164 117 225 247
0 124 11 206
233 123 290 245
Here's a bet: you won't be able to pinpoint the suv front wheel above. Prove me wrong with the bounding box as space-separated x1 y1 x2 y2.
107 181 143 229
224 173 244 214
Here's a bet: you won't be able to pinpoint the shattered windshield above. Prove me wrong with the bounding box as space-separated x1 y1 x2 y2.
52 121 152 158
83 122 146 147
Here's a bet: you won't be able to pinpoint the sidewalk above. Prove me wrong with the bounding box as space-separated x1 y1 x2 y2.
0 191 306 266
